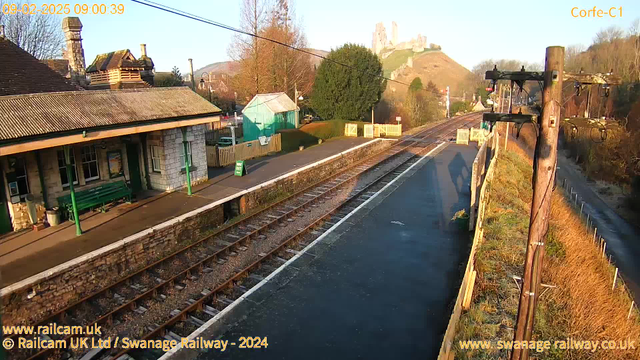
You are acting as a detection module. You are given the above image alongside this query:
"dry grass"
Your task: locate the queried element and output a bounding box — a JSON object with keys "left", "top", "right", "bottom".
{"left": 454, "top": 136, "right": 640, "bottom": 359}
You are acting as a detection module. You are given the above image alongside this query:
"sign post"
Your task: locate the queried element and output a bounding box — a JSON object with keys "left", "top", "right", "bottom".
{"left": 234, "top": 160, "right": 247, "bottom": 177}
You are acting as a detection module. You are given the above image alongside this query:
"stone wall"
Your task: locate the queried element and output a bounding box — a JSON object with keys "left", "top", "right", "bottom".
{"left": 1, "top": 138, "right": 392, "bottom": 326}
{"left": 2, "top": 203, "right": 224, "bottom": 326}
{"left": 162, "top": 125, "right": 208, "bottom": 191}
{"left": 242, "top": 139, "right": 392, "bottom": 210}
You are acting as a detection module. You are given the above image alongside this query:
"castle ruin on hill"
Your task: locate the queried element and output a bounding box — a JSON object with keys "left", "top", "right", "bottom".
{"left": 371, "top": 21, "right": 427, "bottom": 56}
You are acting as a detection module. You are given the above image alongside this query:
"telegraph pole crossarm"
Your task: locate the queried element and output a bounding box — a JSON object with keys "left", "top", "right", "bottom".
{"left": 563, "top": 72, "right": 622, "bottom": 85}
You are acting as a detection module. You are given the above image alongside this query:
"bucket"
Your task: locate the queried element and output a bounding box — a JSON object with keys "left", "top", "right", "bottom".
{"left": 46, "top": 209, "right": 61, "bottom": 227}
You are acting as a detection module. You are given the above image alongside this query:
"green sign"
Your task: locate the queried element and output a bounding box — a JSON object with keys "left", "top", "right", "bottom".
{"left": 234, "top": 160, "right": 247, "bottom": 177}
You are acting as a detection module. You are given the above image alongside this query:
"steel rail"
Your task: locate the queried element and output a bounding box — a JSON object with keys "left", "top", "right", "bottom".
{"left": 108, "top": 114, "right": 481, "bottom": 360}
{"left": 17, "top": 113, "right": 480, "bottom": 360}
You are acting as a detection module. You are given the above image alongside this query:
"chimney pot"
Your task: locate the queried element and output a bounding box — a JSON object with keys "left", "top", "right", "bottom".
{"left": 140, "top": 44, "right": 147, "bottom": 57}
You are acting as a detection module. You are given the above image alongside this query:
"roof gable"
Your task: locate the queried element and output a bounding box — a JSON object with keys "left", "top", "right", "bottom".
{"left": 243, "top": 92, "right": 298, "bottom": 114}
{"left": 86, "top": 49, "right": 145, "bottom": 73}
{"left": 0, "top": 37, "right": 78, "bottom": 96}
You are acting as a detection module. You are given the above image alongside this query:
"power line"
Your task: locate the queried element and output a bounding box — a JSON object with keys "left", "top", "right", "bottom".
{"left": 130, "top": 0, "right": 415, "bottom": 89}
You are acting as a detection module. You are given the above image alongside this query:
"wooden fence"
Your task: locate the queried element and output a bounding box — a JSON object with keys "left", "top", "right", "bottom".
{"left": 438, "top": 129, "right": 499, "bottom": 360}
{"left": 204, "top": 123, "right": 244, "bottom": 145}
{"left": 206, "top": 133, "right": 281, "bottom": 167}
{"left": 345, "top": 123, "right": 358, "bottom": 137}
{"left": 363, "top": 124, "right": 402, "bottom": 138}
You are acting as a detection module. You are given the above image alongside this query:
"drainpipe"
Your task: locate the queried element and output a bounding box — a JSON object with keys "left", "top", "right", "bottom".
{"left": 64, "top": 146, "right": 82, "bottom": 235}
{"left": 181, "top": 127, "right": 192, "bottom": 196}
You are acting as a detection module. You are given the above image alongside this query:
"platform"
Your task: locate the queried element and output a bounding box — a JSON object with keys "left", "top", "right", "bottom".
{"left": 172, "top": 144, "right": 477, "bottom": 360}
{"left": 0, "top": 137, "right": 371, "bottom": 287}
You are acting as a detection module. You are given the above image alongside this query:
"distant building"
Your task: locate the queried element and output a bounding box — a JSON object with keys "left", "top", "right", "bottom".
{"left": 86, "top": 46, "right": 155, "bottom": 89}
{"left": 242, "top": 93, "right": 299, "bottom": 142}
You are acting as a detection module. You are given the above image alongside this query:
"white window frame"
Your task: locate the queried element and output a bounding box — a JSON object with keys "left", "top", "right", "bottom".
{"left": 81, "top": 145, "right": 100, "bottom": 182}
{"left": 57, "top": 149, "right": 78, "bottom": 187}
{"left": 150, "top": 145, "right": 162, "bottom": 173}
{"left": 179, "top": 142, "right": 193, "bottom": 169}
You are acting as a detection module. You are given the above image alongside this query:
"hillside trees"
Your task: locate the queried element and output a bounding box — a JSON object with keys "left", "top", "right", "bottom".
{"left": 403, "top": 76, "right": 440, "bottom": 127}
{"left": 229, "top": 0, "right": 314, "bottom": 102}
{"left": 311, "top": 44, "right": 386, "bottom": 120}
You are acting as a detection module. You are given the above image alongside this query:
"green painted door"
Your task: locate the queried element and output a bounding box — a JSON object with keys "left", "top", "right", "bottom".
{"left": 126, "top": 143, "right": 143, "bottom": 193}
{"left": 0, "top": 174, "right": 13, "bottom": 233}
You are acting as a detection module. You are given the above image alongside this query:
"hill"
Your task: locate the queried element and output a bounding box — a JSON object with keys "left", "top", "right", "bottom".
{"left": 194, "top": 48, "right": 329, "bottom": 78}
{"left": 382, "top": 50, "right": 471, "bottom": 98}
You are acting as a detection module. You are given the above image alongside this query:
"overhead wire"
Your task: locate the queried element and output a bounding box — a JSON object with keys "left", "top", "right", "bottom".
{"left": 130, "top": 0, "right": 421, "bottom": 91}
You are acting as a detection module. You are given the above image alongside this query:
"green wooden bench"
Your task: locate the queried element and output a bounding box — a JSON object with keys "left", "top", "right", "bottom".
{"left": 57, "top": 180, "right": 132, "bottom": 220}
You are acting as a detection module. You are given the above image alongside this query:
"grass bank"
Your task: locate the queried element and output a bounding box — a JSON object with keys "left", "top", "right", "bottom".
{"left": 454, "top": 143, "right": 640, "bottom": 359}
{"left": 279, "top": 120, "right": 367, "bottom": 152}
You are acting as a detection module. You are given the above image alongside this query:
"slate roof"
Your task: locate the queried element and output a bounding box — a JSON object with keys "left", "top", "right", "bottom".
{"left": 243, "top": 92, "right": 299, "bottom": 114}
{"left": 41, "top": 59, "right": 71, "bottom": 78}
{"left": 0, "top": 37, "right": 78, "bottom": 96}
{"left": 0, "top": 87, "right": 221, "bottom": 142}
{"left": 86, "top": 49, "right": 147, "bottom": 73}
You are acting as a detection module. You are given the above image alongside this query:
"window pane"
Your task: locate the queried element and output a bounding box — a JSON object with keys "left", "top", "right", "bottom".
{"left": 58, "top": 149, "right": 78, "bottom": 186}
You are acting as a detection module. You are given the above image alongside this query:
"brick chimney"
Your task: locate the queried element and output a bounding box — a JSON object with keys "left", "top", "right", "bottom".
{"left": 139, "top": 44, "right": 155, "bottom": 86}
{"left": 62, "top": 17, "right": 87, "bottom": 87}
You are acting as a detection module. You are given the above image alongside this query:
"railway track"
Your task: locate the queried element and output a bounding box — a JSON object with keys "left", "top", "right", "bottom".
{"left": 8, "top": 112, "right": 481, "bottom": 360}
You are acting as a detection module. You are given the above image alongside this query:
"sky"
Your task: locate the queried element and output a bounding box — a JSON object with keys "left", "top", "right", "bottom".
{"left": 28, "top": 0, "right": 640, "bottom": 74}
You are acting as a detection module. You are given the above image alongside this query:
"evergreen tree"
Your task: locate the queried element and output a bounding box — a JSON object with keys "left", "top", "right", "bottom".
{"left": 311, "top": 44, "right": 386, "bottom": 120}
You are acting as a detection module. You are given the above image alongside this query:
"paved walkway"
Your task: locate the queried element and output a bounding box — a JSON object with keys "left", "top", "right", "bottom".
{"left": 175, "top": 144, "right": 477, "bottom": 360}
{"left": 0, "top": 137, "right": 370, "bottom": 287}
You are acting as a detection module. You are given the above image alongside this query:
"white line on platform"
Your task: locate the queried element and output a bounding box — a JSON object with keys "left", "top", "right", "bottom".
{"left": 157, "top": 141, "right": 448, "bottom": 360}
{"left": 1, "top": 139, "right": 392, "bottom": 297}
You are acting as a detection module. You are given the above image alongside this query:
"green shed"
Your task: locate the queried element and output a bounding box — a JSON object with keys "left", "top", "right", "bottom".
{"left": 242, "top": 92, "right": 299, "bottom": 141}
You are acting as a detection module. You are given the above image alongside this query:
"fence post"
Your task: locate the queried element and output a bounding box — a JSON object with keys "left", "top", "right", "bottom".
{"left": 612, "top": 268, "right": 619, "bottom": 290}
{"left": 469, "top": 159, "right": 479, "bottom": 231}
{"left": 629, "top": 301, "right": 635, "bottom": 320}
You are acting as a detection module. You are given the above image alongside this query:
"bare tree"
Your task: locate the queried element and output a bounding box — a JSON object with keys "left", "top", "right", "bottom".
{"left": 228, "top": 0, "right": 271, "bottom": 99}
{"left": 594, "top": 25, "right": 624, "bottom": 44}
{"left": 229, "top": 0, "right": 313, "bottom": 102}
{"left": 0, "top": 0, "right": 64, "bottom": 59}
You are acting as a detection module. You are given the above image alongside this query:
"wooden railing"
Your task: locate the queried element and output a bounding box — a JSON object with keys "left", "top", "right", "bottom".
{"left": 206, "top": 133, "right": 281, "bottom": 167}
{"left": 438, "top": 129, "right": 499, "bottom": 359}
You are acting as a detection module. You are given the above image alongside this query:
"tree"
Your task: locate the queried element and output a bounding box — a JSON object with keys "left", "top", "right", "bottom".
{"left": 404, "top": 78, "right": 441, "bottom": 128}
{"left": 155, "top": 66, "right": 184, "bottom": 87}
{"left": 229, "top": 0, "right": 269, "bottom": 98}
{"left": 229, "top": 0, "right": 313, "bottom": 102}
{"left": 311, "top": 43, "right": 386, "bottom": 120}
{"left": 409, "top": 77, "right": 423, "bottom": 93}
{"left": 0, "top": 0, "right": 64, "bottom": 59}
{"left": 425, "top": 80, "right": 439, "bottom": 96}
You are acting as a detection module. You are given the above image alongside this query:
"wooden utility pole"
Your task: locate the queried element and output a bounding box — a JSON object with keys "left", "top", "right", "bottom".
{"left": 511, "top": 46, "right": 564, "bottom": 360}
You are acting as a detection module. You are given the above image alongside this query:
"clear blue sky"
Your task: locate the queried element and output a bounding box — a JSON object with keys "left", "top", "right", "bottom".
{"left": 34, "top": 0, "right": 640, "bottom": 73}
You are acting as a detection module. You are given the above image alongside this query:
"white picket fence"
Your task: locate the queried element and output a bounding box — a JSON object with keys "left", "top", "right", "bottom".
{"left": 363, "top": 124, "right": 402, "bottom": 138}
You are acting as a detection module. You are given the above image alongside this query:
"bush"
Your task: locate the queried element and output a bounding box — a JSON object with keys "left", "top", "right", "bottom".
{"left": 450, "top": 101, "right": 471, "bottom": 115}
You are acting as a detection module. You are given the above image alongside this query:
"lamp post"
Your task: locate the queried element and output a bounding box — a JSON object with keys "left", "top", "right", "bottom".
{"left": 199, "top": 72, "right": 212, "bottom": 102}
{"left": 294, "top": 83, "right": 304, "bottom": 128}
